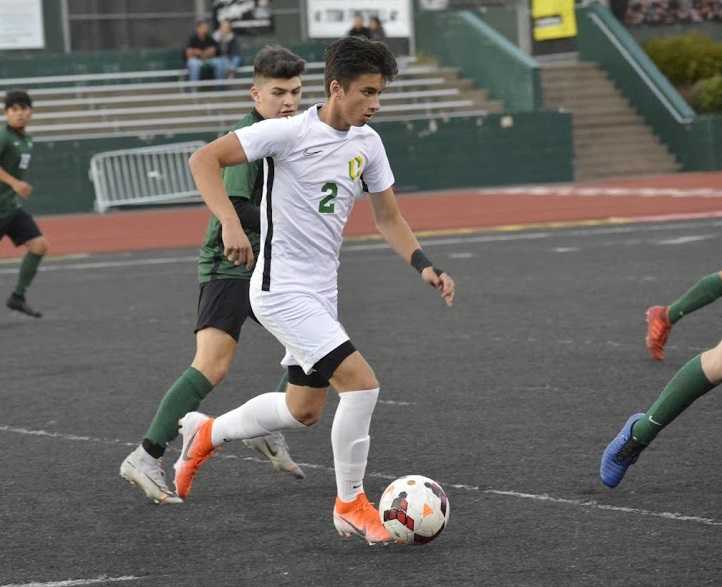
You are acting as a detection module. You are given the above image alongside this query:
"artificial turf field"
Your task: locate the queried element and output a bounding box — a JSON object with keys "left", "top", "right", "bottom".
{"left": 2, "top": 218, "right": 722, "bottom": 586}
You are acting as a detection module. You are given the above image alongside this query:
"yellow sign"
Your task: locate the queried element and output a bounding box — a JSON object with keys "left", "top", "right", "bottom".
{"left": 532, "top": 0, "right": 577, "bottom": 41}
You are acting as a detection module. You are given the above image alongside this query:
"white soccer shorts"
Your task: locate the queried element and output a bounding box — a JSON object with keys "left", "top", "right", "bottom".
{"left": 250, "top": 287, "right": 350, "bottom": 375}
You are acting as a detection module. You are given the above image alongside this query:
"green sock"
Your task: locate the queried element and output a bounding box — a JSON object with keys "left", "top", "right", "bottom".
{"left": 668, "top": 273, "right": 722, "bottom": 324}
{"left": 14, "top": 252, "right": 43, "bottom": 297}
{"left": 633, "top": 354, "right": 716, "bottom": 445}
{"left": 144, "top": 367, "right": 214, "bottom": 448}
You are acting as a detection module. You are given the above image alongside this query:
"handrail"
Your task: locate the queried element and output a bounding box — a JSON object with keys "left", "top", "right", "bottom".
{"left": 587, "top": 12, "right": 694, "bottom": 124}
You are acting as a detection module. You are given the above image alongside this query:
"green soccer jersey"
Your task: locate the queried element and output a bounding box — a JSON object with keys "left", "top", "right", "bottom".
{"left": 0, "top": 124, "right": 33, "bottom": 219}
{"left": 198, "top": 109, "right": 265, "bottom": 283}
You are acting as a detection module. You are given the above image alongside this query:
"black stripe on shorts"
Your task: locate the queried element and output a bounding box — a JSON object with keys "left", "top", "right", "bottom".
{"left": 262, "top": 157, "right": 274, "bottom": 292}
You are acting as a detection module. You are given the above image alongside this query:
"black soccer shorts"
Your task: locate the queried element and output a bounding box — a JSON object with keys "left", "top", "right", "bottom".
{"left": 195, "top": 278, "right": 259, "bottom": 342}
{"left": 0, "top": 208, "right": 42, "bottom": 246}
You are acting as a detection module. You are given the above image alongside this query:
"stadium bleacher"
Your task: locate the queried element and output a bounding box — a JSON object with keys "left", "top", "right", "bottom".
{"left": 0, "top": 59, "right": 502, "bottom": 141}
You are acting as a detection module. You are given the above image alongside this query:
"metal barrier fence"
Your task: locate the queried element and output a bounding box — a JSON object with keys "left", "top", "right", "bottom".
{"left": 89, "top": 141, "right": 205, "bottom": 213}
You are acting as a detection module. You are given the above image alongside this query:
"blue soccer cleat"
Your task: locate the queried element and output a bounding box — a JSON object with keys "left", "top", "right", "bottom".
{"left": 600, "top": 412, "right": 647, "bottom": 488}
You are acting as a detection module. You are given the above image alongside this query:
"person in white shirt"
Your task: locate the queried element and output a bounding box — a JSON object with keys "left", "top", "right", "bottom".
{"left": 175, "top": 36, "right": 456, "bottom": 545}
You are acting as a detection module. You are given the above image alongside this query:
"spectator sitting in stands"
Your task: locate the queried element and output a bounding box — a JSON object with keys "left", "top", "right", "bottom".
{"left": 710, "top": 0, "right": 722, "bottom": 20}
{"left": 368, "top": 16, "right": 387, "bottom": 42}
{"left": 644, "top": 0, "right": 668, "bottom": 24}
{"left": 626, "top": 1, "right": 646, "bottom": 24}
{"left": 625, "top": 0, "right": 710, "bottom": 23}
{"left": 213, "top": 19, "right": 242, "bottom": 78}
{"left": 347, "top": 14, "right": 371, "bottom": 39}
{"left": 186, "top": 19, "right": 225, "bottom": 82}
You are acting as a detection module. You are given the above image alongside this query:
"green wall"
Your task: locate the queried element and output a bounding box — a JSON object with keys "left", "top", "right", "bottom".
{"left": 24, "top": 112, "right": 573, "bottom": 215}
{"left": 415, "top": 10, "right": 542, "bottom": 112}
{"left": 0, "top": 49, "right": 183, "bottom": 80}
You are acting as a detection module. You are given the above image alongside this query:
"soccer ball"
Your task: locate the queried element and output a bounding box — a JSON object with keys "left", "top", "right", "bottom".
{"left": 378, "top": 475, "right": 450, "bottom": 544}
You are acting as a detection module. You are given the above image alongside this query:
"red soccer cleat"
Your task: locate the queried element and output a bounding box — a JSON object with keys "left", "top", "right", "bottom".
{"left": 645, "top": 305, "right": 672, "bottom": 361}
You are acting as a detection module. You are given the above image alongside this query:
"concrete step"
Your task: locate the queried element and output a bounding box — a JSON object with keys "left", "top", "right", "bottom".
{"left": 574, "top": 132, "right": 665, "bottom": 148}
{"left": 576, "top": 165, "right": 680, "bottom": 181}
{"left": 575, "top": 151, "right": 677, "bottom": 167}
{"left": 556, "top": 101, "right": 637, "bottom": 115}
{"left": 572, "top": 113, "right": 642, "bottom": 127}
{"left": 543, "top": 84, "right": 625, "bottom": 106}
{"left": 575, "top": 140, "right": 667, "bottom": 155}
{"left": 541, "top": 69, "right": 610, "bottom": 83}
{"left": 575, "top": 159, "right": 680, "bottom": 179}
{"left": 543, "top": 59, "right": 683, "bottom": 181}
{"left": 540, "top": 60, "right": 598, "bottom": 69}
{"left": 544, "top": 95, "right": 631, "bottom": 110}
{"left": 543, "top": 82, "right": 613, "bottom": 95}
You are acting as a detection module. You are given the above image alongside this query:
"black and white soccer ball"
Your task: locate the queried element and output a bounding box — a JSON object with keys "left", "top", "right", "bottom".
{"left": 378, "top": 475, "right": 450, "bottom": 544}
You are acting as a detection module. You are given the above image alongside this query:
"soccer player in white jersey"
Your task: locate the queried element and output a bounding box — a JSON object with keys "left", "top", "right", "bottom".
{"left": 175, "top": 37, "right": 456, "bottom": 544}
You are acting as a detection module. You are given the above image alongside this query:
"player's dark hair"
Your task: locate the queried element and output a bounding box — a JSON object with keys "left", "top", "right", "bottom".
{"left": 324, "top": 37, "right": 398, "bottom": 96}
{"left": 254, "top": 45, "right": 306, "bottom": 80}
{"left": 4, "top": 89, "right": 32, "bottom": 110}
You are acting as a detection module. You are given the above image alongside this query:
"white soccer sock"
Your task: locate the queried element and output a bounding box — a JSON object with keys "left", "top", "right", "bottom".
{"left": 331, "top": 388, "right": 380, "bottom": 502}
{"left": 211, "top": 392, "right": 305, "bottom": 446}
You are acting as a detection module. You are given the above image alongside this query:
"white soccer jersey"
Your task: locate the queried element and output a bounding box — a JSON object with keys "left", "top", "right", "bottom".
{"left": 235, "top": 105, "right": 395, "bottom": 295}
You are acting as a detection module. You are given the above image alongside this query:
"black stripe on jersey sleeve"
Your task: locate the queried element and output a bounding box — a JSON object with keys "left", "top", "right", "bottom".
{"left": 261, "top": 157, "right": 275, "bottom": 292}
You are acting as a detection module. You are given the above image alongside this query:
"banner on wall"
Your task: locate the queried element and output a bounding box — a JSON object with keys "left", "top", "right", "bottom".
{"left": 532, "top": 0, "right": 577, "bottom": 41}
{"left": 213, "top": 0, "right": 274, "bottom": 34}
{"left": 307, "top": 0, "right": 412, "bottom": 38}
{"left": 0, "top": 0, "right": 45, "bottom": 50}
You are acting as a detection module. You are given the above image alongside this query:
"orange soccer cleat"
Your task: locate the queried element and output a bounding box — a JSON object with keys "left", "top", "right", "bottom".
{"left": 174, "top": 412, "right": 216, "bottom": 499}
{"left": 333, "top": 493, "right": 393, "bottom": 545}
{"left": 645, "top": 305, "right": 672, "bottom": 361}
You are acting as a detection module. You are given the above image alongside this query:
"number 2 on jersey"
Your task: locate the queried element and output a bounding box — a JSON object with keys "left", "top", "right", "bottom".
{"left": 319, "top": 181, "right": 337, "bottom": 214}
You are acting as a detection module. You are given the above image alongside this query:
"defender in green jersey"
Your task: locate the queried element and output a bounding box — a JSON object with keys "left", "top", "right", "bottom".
{"left": 120, "top": 46, "right": 307, "bottom": 504}
{"left": 0, "top": 90, "right": 47, "bottom": 318}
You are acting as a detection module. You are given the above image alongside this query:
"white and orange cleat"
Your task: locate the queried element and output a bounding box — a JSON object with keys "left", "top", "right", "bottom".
{"left": 333, "top": 493, "right": 393, "bottom": 545}
{"left": 243, "top": 432, "right": 306, "bottom": 480}
{"left": 174, "top": 412, "right": 215, "bottom": 499}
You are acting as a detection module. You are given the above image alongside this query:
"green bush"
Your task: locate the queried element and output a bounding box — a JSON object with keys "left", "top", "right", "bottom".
{"left": 689, "top": 75, "right": 722, "bottom": 113}
{"left": 644, "top": 34, "right": 722, "bottom": 86}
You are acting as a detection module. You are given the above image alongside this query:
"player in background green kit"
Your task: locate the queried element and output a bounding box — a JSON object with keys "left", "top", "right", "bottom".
{"left": 645, "top": 272, "right": 722, "bottom": 360}
{"left": 601, "top": 340, "right": 722, "bottom": 487}
{"left": 0, "top": 90, "right": 48, "bottom": 318}
{"left": 120, "top": 46, "right": 306, "bottom": 504}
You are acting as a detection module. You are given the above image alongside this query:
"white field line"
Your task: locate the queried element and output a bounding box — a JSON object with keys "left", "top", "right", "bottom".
{"left": 481, "top": 186, "right": 722, "bottom": 198}
{"left": 1, "top": 218, "right": 721, "bottom": 275}
{"left": 1, "top": 424, "right": 721, "bottom": 528}
{"left": 656, "top": 235, "right": 715, "bottom": 245}
{"left": 377, "top": 399, "right": 415, "bottom": 406}
{"left": 1, "top": 575, "right": 142, "bottom": 587}
{"left": 0, "top": 255, "right": 198, "bottom": 275}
